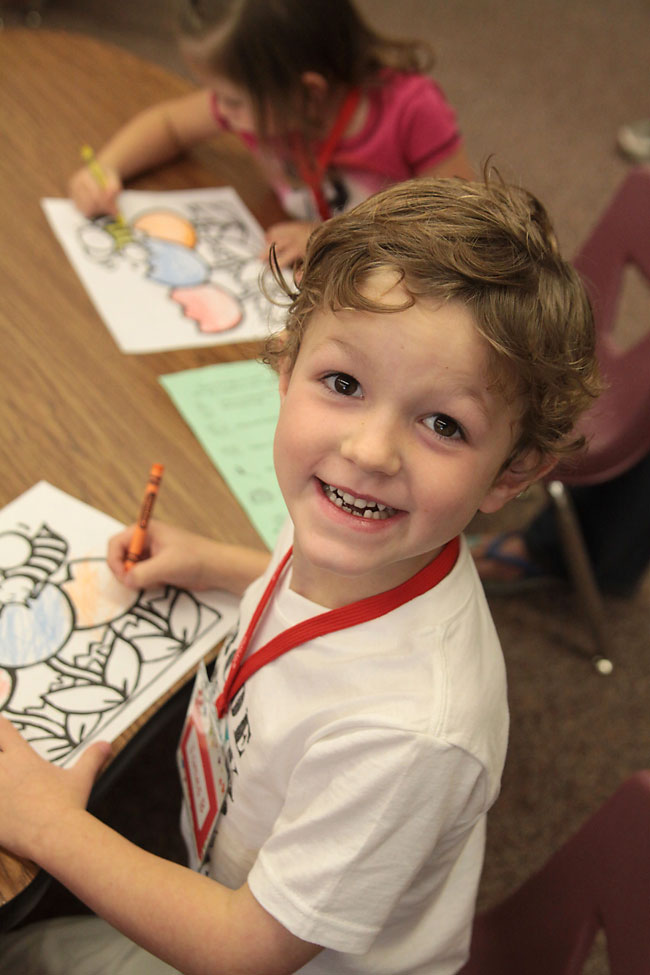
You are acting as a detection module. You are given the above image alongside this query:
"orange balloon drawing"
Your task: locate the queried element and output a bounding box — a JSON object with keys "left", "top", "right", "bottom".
{"left": 133, "top": 210, "right": 197, "bottom": 249}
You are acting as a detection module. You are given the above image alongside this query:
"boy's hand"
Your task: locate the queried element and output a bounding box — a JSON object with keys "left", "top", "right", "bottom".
{"left": 264, "top": 220, "right": 318, "bottom": 267}
{"left": 68, "top": 164, "right": 122, "bottom": 219}
{"left": 107, "top": 520, "right": 271, "bottom": 597}
{"left": 0, "top": 716, "right": 110, "bottom": 861}
{"left": 107, "top": 520, "right": 219, "bottom": 592}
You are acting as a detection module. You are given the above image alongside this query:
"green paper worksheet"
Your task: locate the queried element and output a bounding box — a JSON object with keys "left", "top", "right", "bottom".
{"left": 160, "top": 359, "right": 286, "bottom": 549}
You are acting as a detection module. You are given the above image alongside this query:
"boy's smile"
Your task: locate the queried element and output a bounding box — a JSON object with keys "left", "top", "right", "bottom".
{"left": 273, "top": 272, "right": 534, "bottom": 607}
{"left": 319, "top": 480, "right": 399, "bottom": 520}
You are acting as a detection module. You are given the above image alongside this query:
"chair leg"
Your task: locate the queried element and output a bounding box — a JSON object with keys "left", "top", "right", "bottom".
{"left": 545, "top": 481, "right": 613, "bottom": 674}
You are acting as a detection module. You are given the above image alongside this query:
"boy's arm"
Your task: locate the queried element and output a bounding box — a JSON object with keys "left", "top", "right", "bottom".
{"left": 69, "top": 89, "right": 219, "bottom": 216}
{"left": 0, "top": 718, "right": 321, "bottom": 975}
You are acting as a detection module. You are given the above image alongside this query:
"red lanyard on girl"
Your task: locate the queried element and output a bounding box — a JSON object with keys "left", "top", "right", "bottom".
{"left": 215, "top": 535, "right": 460, "bottom": 718}
{"left": 292, "top": 87, "right": 362, "bottom": 221}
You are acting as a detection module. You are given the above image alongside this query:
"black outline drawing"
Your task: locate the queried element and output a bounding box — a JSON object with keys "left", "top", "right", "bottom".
{"left": 0, "top": 521, "right": 227, "bottom": 767}
{"left": 76, "top": 196, "right": 280, "bottom": 337}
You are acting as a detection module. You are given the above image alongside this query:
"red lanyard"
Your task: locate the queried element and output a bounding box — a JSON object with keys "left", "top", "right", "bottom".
{"left": 292, "top": 87, "right": 362, "bottom": 221}
{"left": 215, "top": 536, "right": 460, "bottom": 718}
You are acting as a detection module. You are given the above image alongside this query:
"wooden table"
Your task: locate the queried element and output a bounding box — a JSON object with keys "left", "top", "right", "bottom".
{"left": 0, "top": 28, "right": 284, "bottom": 926}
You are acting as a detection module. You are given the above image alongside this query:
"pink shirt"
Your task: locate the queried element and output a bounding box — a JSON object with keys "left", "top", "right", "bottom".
{"left": 211, "top": 72, "right": 462, "bottom": 219}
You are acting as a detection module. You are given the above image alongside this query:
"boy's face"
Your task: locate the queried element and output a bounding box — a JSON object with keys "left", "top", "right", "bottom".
{"left": 274, "top": 272, "right": 539, "bottom": 605}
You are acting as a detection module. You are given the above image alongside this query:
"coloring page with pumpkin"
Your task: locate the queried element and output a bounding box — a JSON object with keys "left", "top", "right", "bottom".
{"left": 0, "top": 482, "right": 238, "bottom": 766}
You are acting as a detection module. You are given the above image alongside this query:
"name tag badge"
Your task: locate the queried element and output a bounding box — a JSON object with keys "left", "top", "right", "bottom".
{"left": 177, "top": 662, "right": 229, "bottom": 870}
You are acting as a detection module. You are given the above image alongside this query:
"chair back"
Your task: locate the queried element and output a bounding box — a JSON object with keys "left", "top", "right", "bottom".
{"left": 460, "top": 771, "right": 650, "bottom": 975}
{"left": 553, "top": 166, "right": 650, "bottom": 486}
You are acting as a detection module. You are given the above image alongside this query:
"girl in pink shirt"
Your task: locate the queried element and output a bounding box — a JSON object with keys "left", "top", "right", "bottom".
{"left": 69, "top": 0, "right": 474, "bottom": 266}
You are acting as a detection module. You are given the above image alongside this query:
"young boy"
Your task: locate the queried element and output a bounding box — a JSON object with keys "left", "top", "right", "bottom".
{"left": 0, "top": 176, "right": 599, "bottom": 974}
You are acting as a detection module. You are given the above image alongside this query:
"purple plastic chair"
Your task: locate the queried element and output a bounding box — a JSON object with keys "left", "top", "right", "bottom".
{"left": 459, "top": 770, "right": 650, "bottom": 975}
{"left": 544, "top": 166, "right": 650, "bottom": 673}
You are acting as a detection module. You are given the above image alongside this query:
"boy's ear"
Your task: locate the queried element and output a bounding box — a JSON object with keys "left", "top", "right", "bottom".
{"left": 479, "top": 450, "right": 557, "bottom": 515}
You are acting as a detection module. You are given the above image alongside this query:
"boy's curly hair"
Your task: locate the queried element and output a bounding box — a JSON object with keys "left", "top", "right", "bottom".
{"left": 265, "top": 174, "right": 601, "bottom": 463}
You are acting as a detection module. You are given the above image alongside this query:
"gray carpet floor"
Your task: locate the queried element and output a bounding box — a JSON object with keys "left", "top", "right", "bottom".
{"left": 3, "top": 2, "right": 649, "bottom": 971}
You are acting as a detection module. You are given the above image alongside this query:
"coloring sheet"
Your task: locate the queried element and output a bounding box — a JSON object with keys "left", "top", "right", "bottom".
{"left": 42, "top": 187, "right": 286, "bottom": 353}
{"left": 160, "top": 359, "right": 286, "bottom": 550}
{"left": 0, "top": 482, "right": 239, "bottom": 766}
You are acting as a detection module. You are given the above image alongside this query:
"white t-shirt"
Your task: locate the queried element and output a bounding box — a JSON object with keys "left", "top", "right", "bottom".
{"left": 183, "top": 522, "right": 508, "bottom": 974}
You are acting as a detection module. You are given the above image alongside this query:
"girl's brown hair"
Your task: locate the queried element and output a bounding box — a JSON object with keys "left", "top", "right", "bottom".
{"left": 178, "top": 0, "right": 434, "bottom": 139}
{"left": 265, "top": 174, "right": 602, "bottom": 462}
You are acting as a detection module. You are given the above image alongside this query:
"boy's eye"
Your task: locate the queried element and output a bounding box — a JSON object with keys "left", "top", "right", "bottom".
{"left": 323, "top": 373, "right": 362, "bottom": 397}
{"left": 424, "top": 413, "right": 463, "bottom": 439}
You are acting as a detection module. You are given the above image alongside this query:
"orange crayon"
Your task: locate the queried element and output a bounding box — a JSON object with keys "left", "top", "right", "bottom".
{"left": 124, "top": 463, "right": 164, "bottom": 570}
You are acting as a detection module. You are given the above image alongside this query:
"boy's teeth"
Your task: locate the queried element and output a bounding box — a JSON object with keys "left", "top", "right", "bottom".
{"left": 322, "top": 483, "right": 396, "bottom": 520}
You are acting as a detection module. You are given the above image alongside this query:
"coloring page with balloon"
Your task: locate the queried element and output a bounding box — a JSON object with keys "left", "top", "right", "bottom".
{"left": 42, "top": 187, "right": 285, "bottom": 353}
{"left": 0, "top": 482, "right": 239, "bottom": 766}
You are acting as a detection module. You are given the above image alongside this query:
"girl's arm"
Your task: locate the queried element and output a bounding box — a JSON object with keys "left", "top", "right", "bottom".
{"left": 0, "top": 718, "right": 321, "bottom": 975}
{"left": 97, "top": 88, "right": 219, "bottom": 180}
{"left": 69, "top": 88, "right": 219, "bottom": 217}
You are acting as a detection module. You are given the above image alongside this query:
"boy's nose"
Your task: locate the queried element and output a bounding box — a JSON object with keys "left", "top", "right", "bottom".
{"left": 340, "top": 417, "right": 402, "bottom": 476}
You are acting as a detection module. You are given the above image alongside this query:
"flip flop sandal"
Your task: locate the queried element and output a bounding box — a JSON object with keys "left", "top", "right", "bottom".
{"left": 467, "top": 531, "right": 559, "bottom": 595}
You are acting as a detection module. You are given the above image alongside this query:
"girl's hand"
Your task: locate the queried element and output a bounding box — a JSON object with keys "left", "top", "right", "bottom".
{"left": 264, "top": 220, "right": 318, "bottom": 267}
{"left": 0, "top": 716, "right": 110, "bottom": 861}
{"left": 68, "top": 163, "right": 122, "bottom": 219}
{"left": 107, "top": 520, "right": 217, "bottom": 592}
